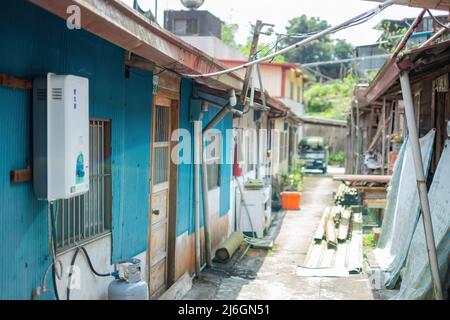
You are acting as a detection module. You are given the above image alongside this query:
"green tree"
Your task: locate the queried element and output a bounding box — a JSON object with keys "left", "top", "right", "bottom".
{"left": 377, "top": 21, "right": 408, "bottom": 53}
{"left": 304, "top": 75, "right": 357, "bottom": 119}
{"left": 222, "top": 23, "right": 239, "bottom": 49}
{"left": 282, "top": 15, "right": 354, "bottom": 79}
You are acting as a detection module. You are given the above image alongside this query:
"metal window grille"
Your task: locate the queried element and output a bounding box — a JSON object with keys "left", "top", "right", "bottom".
{"left": 56, "top": 120, "right": 112, "bottom": 251}
{"left": 280, "top": 132, "right": 288, "bottom": 163}
{"left": 205, "top": 133, "right": 221, "bottom": 190}
{"left": 153, "top": 106, "right": 170, "bottom": 186}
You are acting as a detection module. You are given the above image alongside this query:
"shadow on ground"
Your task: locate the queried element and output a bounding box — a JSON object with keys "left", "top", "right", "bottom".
{"left": 184, "top": 169, "right": 376, "bottom": 300}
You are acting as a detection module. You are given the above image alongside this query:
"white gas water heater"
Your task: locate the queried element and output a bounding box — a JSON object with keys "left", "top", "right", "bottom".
{"left": 33, "top": 73, "right": 90, "bottom": 201}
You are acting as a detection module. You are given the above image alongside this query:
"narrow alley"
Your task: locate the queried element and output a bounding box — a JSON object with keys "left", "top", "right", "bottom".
{"left": 184, "top": 169, "right": 374, "bottom": 300}
{"left": 2, "top": 0, "right": 449, "bottom": 306}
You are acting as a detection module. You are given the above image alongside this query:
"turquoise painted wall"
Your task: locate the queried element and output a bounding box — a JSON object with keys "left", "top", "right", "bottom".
{"left": 176, "top": 79, "right": 233, "bottom": 236}
{"left": 0, "top": 0, "right": 152, "bottom": 299}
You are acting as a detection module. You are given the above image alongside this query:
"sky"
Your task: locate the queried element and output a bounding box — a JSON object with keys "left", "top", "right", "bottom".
{"left": 123, "top": 0, "right": 446, "bottom": 47}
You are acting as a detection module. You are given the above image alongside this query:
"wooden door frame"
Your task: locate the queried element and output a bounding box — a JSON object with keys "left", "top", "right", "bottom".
{"left": 147, "top": 91, "right": 179, "bottom": 298}
{"left": 167, "top": 98, "right": 179, "bottom": 286}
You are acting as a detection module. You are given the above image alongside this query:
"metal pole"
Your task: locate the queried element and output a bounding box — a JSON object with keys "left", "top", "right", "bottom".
{"left": 200, "top": 92, "right": 238, "bottom": 267}
{"left": 399, "top": 71, "right": 443, "bottom": 300}
{"left": 420, "top": 22, "right": 450, "bottom": 48}
{"left": 392, "top": 9, "right": 426, "bottom": 58}
{"left": 356, "top": 99, "right": 361, "bottom": 174}
{"left": 382, "top": 98, "right": 386, "bottom": 175}
{"left": 194, "top": 120, "right": 202, "bottom": 279}
{"left": 256, "top": 64, "right": 268, "bottom": 111}
{"left": 201, "top": 130, "right": 212, "bottom": 267}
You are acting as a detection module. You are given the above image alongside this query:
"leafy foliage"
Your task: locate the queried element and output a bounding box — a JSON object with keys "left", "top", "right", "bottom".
{"left": 377, "top": 21, "right": 408, "bottom": 53}
{"left": 221, "top": 23, "right": 239, "bottom": 49}
{"left": 280, "top": 160, "right": 305, "bottom": 192}
{"left": 281, "top": 15, "right": 354, "bottom": 79}
{"left": 304, "top": 75, "right": 357, "bottom": 119}
{"left": 363, "top": 233, "right": 377, "bottom": 247}
{"left": 329, "top": 151, "right": 346, "bottom": 166}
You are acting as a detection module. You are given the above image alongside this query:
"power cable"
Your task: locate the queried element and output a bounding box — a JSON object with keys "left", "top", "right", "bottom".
{"left": 426, "top": 10, "right": 449, "bottom": 30}
{"left": 182, "top": 0, "right": 396, "bottom": 78}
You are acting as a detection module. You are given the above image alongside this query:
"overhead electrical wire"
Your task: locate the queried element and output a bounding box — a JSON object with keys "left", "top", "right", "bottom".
{"left": 426, "top": 9, "right": 449, "bottom": 30}
{"left": 182, "top": 0, "right": 397, "bottom": 79}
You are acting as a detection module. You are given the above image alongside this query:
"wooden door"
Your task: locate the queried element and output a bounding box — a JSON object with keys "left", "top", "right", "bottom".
{"left": 149, "top": 96, "right": 172, "bottom": 298}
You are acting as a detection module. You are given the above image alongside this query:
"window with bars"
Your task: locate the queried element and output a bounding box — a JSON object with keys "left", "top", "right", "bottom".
{"left": 205, "top": 132, "right": 221, "bottom": 190}
{"left": 56, "top": 120, "right": 112, "bottom": 251}
{"left": 280, "top": 132, "right": 288, "bottom": 163}
{"left": 153, "top": 105, "right": 170, "bottom": 186}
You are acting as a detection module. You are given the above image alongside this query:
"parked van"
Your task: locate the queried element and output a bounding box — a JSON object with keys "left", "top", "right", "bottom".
{"left": 298, "top": 136, "right": 329, "bottom": 173}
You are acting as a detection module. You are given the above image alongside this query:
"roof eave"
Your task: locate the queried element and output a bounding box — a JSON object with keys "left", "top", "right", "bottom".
{"left": 29, "top": 0, "right": 243, "bottom": 92}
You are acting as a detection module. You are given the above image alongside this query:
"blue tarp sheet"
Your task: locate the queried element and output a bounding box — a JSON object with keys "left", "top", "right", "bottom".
{"left": 394, "top": 140, "right": 450, "bottom": 300}
{"left": 374, "top": 129, "right": 436, "bottom": 288}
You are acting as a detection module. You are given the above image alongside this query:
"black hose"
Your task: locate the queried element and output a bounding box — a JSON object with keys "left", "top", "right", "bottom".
{"left": 80, "top": 247, "right": 112, "bottom": 277}
{"left": 52, "top": 263, "right": 60, "bottom": 301}
{"left": 49, "top": 202, "right": 60, "bottom": 301}
{"left": 67, "top": 246, "right": 112, "bottom": 300}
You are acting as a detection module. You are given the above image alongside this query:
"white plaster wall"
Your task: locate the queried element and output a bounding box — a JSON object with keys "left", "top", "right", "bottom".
{"left": 55, "top": 234, "right": 147, "bottom": 300}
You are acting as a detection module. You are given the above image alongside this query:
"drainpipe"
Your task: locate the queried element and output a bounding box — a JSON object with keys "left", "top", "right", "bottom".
{"left": 399, "top": 71, "right": 443, "bottom": 300}
{"left": 199, "top": 101, "right": 213, "bottom": 268}
{"left": 200, "top": 90, "right": 240, "bottom": 268}
{"left": 194, "top": 118, "right": 202, "bottom": 279}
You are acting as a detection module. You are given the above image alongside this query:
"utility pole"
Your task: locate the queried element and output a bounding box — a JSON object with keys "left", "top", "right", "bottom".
{"left": 239, "top": 20, "right": 274, "bottom": 106}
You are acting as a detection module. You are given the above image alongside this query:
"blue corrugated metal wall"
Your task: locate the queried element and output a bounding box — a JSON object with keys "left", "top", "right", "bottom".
{"left": 176, "top": 79, "right": 233, "bottom": 236}
{"left": 0, "top": 0, "right": 152, "bottom": 299}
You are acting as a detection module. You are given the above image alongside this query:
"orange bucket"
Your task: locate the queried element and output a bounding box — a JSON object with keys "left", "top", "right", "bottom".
{"left": 280, "top": 192, "right": 302, "bottom": 210}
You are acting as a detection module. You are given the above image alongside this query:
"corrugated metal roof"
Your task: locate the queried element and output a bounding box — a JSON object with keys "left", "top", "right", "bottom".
{"left": 29, "top": 0, "right": 244, "bottom": 93}
{"left": 366, "top": 0, "right": 450, "bottom": 10}
{"left": 366, "top": 39, "right": 450, "bottom": 103}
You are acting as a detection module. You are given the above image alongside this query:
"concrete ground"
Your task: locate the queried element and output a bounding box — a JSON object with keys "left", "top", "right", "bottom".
{"left": 184, "top": 167, "right": 376, "bottom": 300}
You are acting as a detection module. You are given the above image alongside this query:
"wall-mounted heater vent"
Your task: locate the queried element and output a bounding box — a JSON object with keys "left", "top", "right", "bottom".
{"left": 52, "top": 87, "right": 63, "bottom": 101}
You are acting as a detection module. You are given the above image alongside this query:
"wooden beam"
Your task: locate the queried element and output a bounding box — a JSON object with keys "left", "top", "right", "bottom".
{"left": 363, "top": 199, "right": 387, "bottom": 209}
{"left": 0, "top": 74, "right": 32, "bottom": 90}
{"left": 326, "top": 208, "right": 338, "bottom": 248}
{"left": 337, "top": 209, "right": 352, "bottom": 242}
{"left": 10, "top": 168, "right": 32, "bottom": 183}
{"left": 314, "top": 207, "right": 330, "bottom": 242}
{"left": 333, "top": 175, "right": 392, "bottom": 183}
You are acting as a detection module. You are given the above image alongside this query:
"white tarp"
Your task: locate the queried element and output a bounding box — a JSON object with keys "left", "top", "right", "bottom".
{"left": 374, "top": 129, "right": 436, "bottom": 288}
{"left": 394, "top": 140, "right": 450, "bottom": 300}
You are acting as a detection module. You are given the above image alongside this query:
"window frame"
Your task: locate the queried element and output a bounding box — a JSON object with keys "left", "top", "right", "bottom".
{"left": 56, "top": 119, "right": 112, "bottom": 254}
{"left": 205, "top": 131, "right": 222, "bottom": 190}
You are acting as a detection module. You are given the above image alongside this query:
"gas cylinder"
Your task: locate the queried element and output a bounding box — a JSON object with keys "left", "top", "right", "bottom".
{"left": 108, "top": 259, "right": 149, "bottom": 300}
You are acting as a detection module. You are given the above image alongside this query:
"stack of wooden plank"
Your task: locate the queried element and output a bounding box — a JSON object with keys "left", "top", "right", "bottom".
{"left": 305, "top": 206, "right": 363, "bottom": 272}
{"left": 314, "top": 206, "right": 352, "bottom": 247}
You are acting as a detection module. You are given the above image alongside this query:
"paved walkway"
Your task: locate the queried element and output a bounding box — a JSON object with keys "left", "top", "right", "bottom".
{"left": 184, "top": 169, "right": 375, "bottom": 300}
